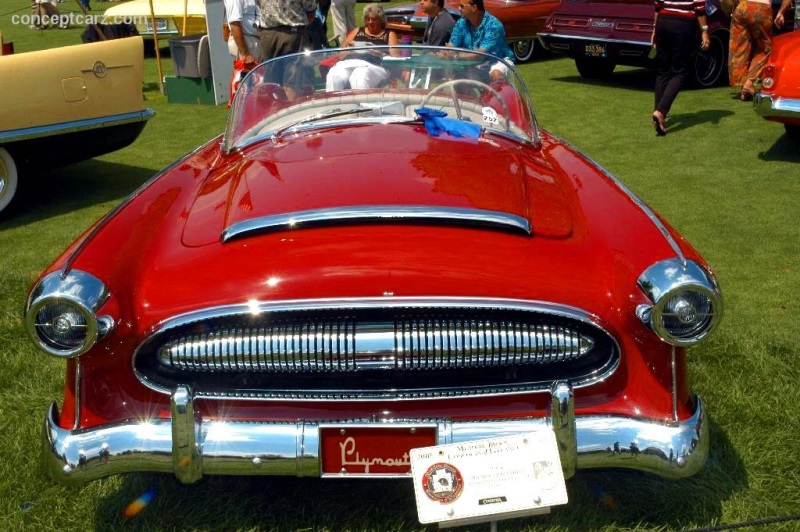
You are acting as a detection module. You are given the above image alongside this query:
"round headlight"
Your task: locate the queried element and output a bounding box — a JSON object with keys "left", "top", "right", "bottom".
{"left": 30, "top": 299, "right": 96, "bottom": 354}
{"left": 638, "top": 259, "right": 722, "bottom": 346}
{"left": 25, "top": 270, "right": 110, "bottom": 358}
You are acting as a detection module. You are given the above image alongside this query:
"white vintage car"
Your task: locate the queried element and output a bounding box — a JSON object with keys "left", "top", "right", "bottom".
{"left": 103, "top": 0, "right": 207, "bottom": 37}
{"left": 0, "top": 36, "right": 154, "bottom": 216}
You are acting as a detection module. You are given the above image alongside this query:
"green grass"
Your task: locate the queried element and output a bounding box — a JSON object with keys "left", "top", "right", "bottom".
{"left": 2, "top": 1, "right": 800, "bottom": 530}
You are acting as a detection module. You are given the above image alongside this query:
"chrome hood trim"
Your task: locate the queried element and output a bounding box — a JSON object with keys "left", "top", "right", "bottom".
{"left": 221, "top": 205, "right": 531, "bottom": 242}
{"left": 554, "top": 138, "right": 686, "bottom": 265}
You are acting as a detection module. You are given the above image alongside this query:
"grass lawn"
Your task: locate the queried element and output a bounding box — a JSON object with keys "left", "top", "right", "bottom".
{"left": 1, "top": 1, "right": 799, "bottom": 530}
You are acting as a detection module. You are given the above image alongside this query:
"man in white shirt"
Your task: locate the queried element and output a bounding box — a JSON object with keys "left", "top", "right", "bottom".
{"left": 224, "top": 0, "right": 263, "bottom": 64}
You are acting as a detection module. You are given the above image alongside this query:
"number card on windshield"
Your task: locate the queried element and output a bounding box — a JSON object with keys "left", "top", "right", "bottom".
{"left": 410, "top": 431, "right": 568, "bottom": 526}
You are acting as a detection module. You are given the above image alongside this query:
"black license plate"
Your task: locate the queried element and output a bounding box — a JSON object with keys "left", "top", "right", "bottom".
{"left": 584, "top": 43, "right": 607, "bottom": 57}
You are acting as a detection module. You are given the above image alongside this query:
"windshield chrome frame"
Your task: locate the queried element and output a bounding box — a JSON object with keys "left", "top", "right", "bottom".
{"left": 222, "top": 45, "right": 540, "bottom": 154}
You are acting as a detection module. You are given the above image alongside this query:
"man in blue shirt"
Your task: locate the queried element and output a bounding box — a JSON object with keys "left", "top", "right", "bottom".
{"left": 444, "top": 0, "right": 513, "bottom": 78}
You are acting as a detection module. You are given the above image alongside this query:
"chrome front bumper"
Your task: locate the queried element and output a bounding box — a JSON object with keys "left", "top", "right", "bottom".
{"left": 43, "top": 383, "right": 708, "bottom": 485}
{"left": 754, "top": 92, "right": 800, "bottom": 120}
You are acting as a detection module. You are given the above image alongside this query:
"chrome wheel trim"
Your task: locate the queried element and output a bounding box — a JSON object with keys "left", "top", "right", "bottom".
{"left": 693, "top": 33, "right": 726, "bottom": 87}
{"left": 512, "top": 39, "right": 535, "bottom": 62}
{"left": 0, "top": 147, "right": 19, "bottom": 214}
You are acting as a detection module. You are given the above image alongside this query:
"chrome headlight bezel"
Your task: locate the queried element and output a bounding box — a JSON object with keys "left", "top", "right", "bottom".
{"left": 637, "top": 259, "right": 723, "bottom": 347}
{"left": 25, "top": 270, "right": 111, "bottom": 358}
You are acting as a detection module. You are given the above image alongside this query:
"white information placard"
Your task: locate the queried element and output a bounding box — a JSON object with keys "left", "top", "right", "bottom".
{"left": 410, "top": 431, "right": 568, "bottom": 526}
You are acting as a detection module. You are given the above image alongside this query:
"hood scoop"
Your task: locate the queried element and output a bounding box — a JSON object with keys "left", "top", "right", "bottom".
{"left": 222, "top": 205, "right": 531, "bottom": 242}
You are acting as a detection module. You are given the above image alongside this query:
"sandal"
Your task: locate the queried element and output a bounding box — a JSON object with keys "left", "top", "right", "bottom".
{"left": 652, "top": 111, "right": 666, "bottom": 136}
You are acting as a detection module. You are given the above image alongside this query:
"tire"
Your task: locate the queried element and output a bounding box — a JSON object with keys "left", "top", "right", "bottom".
{"left": 0, "top": 148, "right": 19, "bottom": 216}
{"left": 575, "top": 57, "right": 616, "bottom": 79}
{"left": 512, "top": 39, "right": 536, "bottom": 63}
{"left": 785, "top": 124, "right": 800, "bottom": 142}
{"left": 692, "top": 32, "right": 727, "bottom": 87}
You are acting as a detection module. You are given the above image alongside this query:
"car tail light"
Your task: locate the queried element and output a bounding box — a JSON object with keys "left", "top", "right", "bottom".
{"left": 637, "top": 259, "right": 723, "bottom": 346}
{"left": 25, "top": 270, "right": 113, "bottom": 357}
{"left": 761, "top": 65, "right": 776, "bottom": 89}
{"left": 553, "top": 17, "right": 589, "bottom": 28}
{"left": 615, "top": 22, "right": 654, "bottom": 33}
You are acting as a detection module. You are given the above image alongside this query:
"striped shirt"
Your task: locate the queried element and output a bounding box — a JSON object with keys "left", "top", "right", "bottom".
{"left": 655, "top": 0, "right": 706, "bottom": 17}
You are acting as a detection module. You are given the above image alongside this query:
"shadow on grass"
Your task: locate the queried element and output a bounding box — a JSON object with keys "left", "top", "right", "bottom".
{"left": 758, "top": 131, "right": 800, "bottom": 163}
{"left": 89, "top": 417, "right": 745, "bottom": 531}
{"left": 661, "top": 109, "right": 735, "bottom": 135}
{"left": 2, "top": 159, "right": 155, "bottom": 228}
{"left": 524, "top": 48, "right": 566, "bottom": 64}
{"left": 550, "top": 67, "right": 656, "bottom": 93}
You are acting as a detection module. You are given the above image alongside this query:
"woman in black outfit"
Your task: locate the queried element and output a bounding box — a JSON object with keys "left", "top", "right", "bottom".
{"left": 652, "top": 0, "right": 710, "bottom": 135}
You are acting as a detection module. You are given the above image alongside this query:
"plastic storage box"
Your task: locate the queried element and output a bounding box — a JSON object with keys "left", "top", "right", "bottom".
{"left": 168, "top": 34, "right": 211, "bottom": 79}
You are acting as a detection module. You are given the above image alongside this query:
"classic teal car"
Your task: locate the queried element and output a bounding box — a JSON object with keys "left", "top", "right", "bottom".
{"left": 0, "top": 37, "right": 153, "bottom": 216}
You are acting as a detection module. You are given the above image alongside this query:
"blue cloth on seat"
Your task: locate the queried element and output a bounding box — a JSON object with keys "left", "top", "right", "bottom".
{"left": 414, "top": 107, "right": 481, "bottom": 138}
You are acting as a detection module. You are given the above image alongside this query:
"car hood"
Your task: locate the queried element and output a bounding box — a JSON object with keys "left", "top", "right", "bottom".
{"left": 104, "top": 0, "right": 205, "bottom": 17}
{"left": 63, "top": 126, "right": 686, "bottom": 330}
{"left": 182, "top": 126, "right": 573, "bottom": 247}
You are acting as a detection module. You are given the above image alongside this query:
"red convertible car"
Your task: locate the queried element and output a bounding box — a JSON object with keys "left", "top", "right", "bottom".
{"left": 385, "top": 0, "right": 561, "bottom": 62}
{"left": 538, "top": 0, "right": 794, "bottom": 87}
{"left": 754, "top": 29, "right": 800, "bottom": 142}
{"left": 27, "top": 46, "right": 722, "bottom": 491}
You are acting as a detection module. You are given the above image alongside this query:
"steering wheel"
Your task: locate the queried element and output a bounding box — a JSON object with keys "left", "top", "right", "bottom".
{"left": 420, "top": 79, "right": 511, "bottom": 132}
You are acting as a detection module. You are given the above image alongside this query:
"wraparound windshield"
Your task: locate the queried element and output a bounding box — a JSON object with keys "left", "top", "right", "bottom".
{"left": 224, "top": 45, "right": 539, "bottom": 152}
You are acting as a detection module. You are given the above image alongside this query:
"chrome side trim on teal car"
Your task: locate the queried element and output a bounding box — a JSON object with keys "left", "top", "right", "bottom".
{"left": 0, "top": 109, "right": 155, "bottom": 144}
{"left": 221, "top": 206, "right": 532, "bottom": 242}
{"left": 42, "top": 382, "right": 708, "bottom": 485}
{"left": 753, "top": 93, "right": 800, "bottom": 121}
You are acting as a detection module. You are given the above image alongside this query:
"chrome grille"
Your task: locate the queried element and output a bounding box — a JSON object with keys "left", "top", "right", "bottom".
{"left": 134, "top": 300, "right": 619, "bottom": 400}
{"left": 157, "top": 319, "right": 594, "bottom": 372}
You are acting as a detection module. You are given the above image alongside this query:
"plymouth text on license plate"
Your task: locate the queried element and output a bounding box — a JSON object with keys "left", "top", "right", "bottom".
{"left": 585, "top": 44, "right": 607, "bottom": 57}
{"left": 320, "top": 426, "right": 436, "bottom": 476}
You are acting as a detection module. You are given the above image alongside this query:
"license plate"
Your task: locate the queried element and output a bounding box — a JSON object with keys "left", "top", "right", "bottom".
{"left": 145, "top": 18, "right": 168, "bottom": 32}
{"left": 584, "top": 43, "right": 607, "bottom": 57}
{"left": 321, "top": 426, "right": 436, "bottom": 476}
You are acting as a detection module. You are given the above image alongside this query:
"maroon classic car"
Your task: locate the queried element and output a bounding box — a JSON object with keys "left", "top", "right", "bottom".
{"left": 27, "top": 47, "right": 722, "bottom": 493}
{"left": 386, "top": 0, "right": 562, "bottom": 62}
{"left": 755, "top": 30, "right": 800, "bottom": 142}
{"left": 539, "top": 0, "right": 795, "bottom": 86}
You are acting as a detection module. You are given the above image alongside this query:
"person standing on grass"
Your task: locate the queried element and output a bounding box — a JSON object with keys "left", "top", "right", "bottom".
{"left": 651, "top": 0, "right": 709, "bottom": 136}
{"left": 728, "top": 0, "right": 792, "bottom": 101}
{"left": 257, "top": 0, "right": 318, "bottom": 99}
{"left": 330, "top": 0, "right": 356, "bottom": 46}
{"left": 223, "top": 0, "right": 263, "bottom": 64}
{"left": 30, "top": 0, "right": 64, "bottom": 29}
